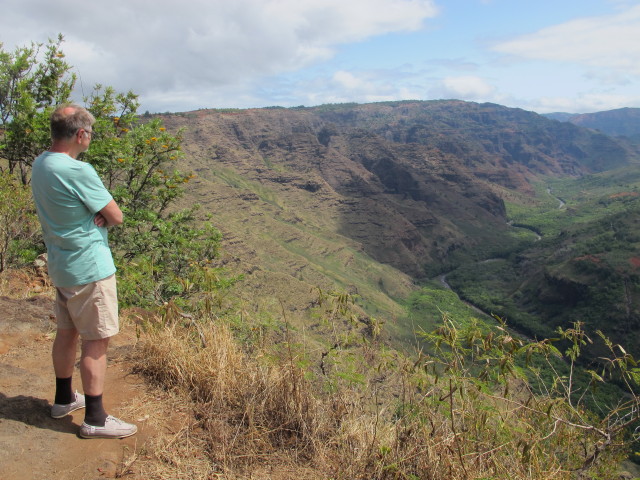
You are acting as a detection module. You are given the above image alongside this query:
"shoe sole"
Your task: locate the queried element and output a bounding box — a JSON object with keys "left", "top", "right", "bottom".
{"left": 78, "top": 430, "right": 137, "bottom": 439}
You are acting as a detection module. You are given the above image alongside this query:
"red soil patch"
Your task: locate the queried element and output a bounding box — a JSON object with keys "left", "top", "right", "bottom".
{"left": 574, "top": 254, "right": 602, "bottom": 264}
{"left": 609, "top": 192, "right": 640, "bottom": 199}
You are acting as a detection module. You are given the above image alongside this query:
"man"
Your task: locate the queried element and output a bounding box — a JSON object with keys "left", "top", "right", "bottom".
{"left": 31, "top": 104, "right": 136, "bottom": 439}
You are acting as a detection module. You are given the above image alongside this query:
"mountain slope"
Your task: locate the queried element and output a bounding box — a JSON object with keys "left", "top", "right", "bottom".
{"left": 314, "top": 101, "right": 635, "bottom": 177}
{"left": 156, "top": 100, "right": 640, "bottom": 338}
{"left": 162, "top": 104, "right": 512, "bottom": 278}
{"left": 544, "top": 107, "right": 640, "bottom": 141}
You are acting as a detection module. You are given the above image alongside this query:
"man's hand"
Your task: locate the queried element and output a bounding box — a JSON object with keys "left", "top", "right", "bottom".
{"left": 94, "top": 212, "right": 108, "bottom": 227}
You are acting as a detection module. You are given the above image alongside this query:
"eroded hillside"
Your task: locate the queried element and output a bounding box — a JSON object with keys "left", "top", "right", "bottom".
{"left": 156, "top": 100, "right": 639, "bottom": 333}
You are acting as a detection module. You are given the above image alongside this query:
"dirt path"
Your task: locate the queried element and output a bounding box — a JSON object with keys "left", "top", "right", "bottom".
{"left": 0, "top": 283, "right": 164, "bottom": 480}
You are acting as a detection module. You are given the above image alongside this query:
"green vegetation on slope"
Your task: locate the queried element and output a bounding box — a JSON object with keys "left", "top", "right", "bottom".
{"left": 447, "top": 165, "right": 640, "bottom": 358}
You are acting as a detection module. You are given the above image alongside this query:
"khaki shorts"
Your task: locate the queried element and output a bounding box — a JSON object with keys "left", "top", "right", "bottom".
{"left": 55, "top": 274, "right": 119, "bottom": 340}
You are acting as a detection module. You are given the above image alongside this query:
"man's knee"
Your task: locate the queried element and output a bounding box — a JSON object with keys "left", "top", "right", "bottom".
{"left": 54, "top": 328, "right": 80, "bottom": 345}
{"left": 81, "top": 337, "right": 110, "bottom": 358}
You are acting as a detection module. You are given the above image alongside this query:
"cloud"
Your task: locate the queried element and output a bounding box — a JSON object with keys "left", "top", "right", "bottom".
{"left": 434, "top": 76, "right": 495, "bottom": 99}
{"left": 1, "top": 0, "right": 438, "bottom": 111}
{"left": 3, "top": 1, "right": 636, "bottom": 114}
{"left": 276, "top": 67, "right": 425, "bottom": 106}
{"left": 532, "top": 92, "right": 640, "bottom": 114}
{"left": 427, "top": 58, "right": 480, "bottom": 73}
{"left": 492, "top": 5, "right": 640, "bottom": 78}
{"left": 333, "top": 71, "right": 368, "bottom": 90}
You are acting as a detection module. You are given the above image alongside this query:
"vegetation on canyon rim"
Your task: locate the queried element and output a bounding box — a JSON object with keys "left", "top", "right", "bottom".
{"left": 3, "top": 36, "right": 640, "bottom": 479}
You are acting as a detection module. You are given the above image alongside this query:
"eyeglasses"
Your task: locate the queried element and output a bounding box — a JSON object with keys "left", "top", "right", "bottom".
{"left": 78, "top": 128, "right": 93, "bottom": 138}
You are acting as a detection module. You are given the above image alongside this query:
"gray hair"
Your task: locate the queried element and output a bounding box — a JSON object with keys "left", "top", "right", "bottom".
{"left": 50, "top": 104, "right": 95, "bottom": 140}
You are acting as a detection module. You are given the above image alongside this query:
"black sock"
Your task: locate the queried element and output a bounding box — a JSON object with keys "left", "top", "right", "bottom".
{"left": 54, "top": 377, "right": 74, "bottom": 405}
{"left": 84, "top": 394, "right": 108, "bottom": 426}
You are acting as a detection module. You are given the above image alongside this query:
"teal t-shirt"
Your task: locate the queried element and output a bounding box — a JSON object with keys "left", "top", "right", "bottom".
{"left": 31, "top": 152, "right": 116, "bottom": 287}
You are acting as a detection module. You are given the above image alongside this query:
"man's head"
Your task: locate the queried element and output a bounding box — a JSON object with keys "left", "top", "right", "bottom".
{"left": 50, "top": 104, "right": 95, "bottom": 141}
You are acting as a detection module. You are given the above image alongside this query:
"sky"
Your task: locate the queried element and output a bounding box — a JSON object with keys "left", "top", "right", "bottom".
{"left": 2, "top": 0, "right": 639, "bottom": 115}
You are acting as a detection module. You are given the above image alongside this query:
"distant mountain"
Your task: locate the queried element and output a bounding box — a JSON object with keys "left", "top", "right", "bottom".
{"left": 161, "top": 101, "right": 638, "bottom": 280}
{"left": 543, "top": 107, "right": 640, "bottom": 140}
{"left": 155, "top": 100, "right": 640, "bottom": 353}
{"left": 312, "top": 101, "right": 635, "bottom": 180}
{"left": 543, "top": 112, "right": 578, "bottom": 122}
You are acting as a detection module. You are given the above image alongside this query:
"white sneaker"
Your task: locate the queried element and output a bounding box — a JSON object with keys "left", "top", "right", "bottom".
{"left": 51, "top": 392, "right": 86, "bottom": 418}
{"left": 78, "top": 415, "right": 137, "bottom": 439}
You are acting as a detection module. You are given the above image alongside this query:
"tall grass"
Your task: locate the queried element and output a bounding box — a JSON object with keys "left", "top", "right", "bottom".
{"left": 132, "top": 296, "right": 638, "bottom": 479}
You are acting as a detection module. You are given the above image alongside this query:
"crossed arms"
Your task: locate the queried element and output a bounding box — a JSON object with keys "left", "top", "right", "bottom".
{"left": 93, "top": 200, "right": 123, "bottom": 228}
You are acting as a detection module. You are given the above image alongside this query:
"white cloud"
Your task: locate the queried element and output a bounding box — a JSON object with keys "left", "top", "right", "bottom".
{"left": 493, "top": 5, "right": 640, "bottom": 78}
{"left": 438, "top": 76, "right": 495, "bottom": 99}
{"left": 333, "top": 71, "right": 368, "bottom": 90}
{"left": 303, "top": 69, "right": 417, "bottom": 104}
{"left": 3, "top": 0, "right": 637, "bottom": 113}
{"left": 532, "top": 92, "right": 640, "bottom": 114}
{"left": 0, "top": 0, "right": 438, "bottom": 111}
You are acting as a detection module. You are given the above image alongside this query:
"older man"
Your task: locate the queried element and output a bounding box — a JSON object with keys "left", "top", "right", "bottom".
{"left": 31, "top": 104, "right": 136, "bottom": 439}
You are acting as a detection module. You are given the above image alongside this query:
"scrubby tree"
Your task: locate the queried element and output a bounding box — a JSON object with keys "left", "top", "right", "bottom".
{"left": 0, "top": 34, "right": 75, "bottom": 183}
{"left": 83, "top": 85, "right": 222, "bottom": 306}
{"left": 0, "top": 37, "right": 222, "bottom": 305}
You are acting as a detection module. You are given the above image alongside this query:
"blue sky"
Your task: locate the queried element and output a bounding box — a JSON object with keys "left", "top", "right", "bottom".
{"left": 2, "top": 0, "right": 639, "bottom": 114}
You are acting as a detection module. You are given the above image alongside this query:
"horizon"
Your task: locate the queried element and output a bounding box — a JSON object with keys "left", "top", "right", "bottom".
{"left": 2, "top": 0, "right": 639, "bottom": 115}
{"left": 155, "top": 98, "right": 637, "bottom": 117}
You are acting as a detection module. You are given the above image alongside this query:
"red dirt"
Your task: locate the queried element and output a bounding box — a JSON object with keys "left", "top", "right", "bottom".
{"left": 0, "top": 273, "right": 161, "bottom": 479}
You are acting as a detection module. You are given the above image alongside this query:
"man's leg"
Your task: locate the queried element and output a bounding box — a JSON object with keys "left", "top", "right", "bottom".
{"left": 80, "top": 337, "right": 110, "bottom": 426}
{"left": 52, "top": 327, "right": 79, "bottom": 380}
{"left": 50, "top": 328, "right": 85, "bottom": 417}
{"left": 80, "top": 337, "right": 109, "bottom": 395}
{"left": 77, "top": 335, "right": 137, "bottom": 438}
{"left": 52, "top": 289, "right": 81, "bottom": 410}
{"left": 58, "top": 275, "right": 136, "bottom": 438}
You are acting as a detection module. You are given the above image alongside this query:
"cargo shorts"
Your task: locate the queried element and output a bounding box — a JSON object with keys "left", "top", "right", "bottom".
{"left": 54, "top": 274, "right": 119, "bottom": 340}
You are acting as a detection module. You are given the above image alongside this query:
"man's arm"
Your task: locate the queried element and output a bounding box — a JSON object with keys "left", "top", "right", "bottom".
{"left": 94, "top": 199, "right": 123, "bottom": 227}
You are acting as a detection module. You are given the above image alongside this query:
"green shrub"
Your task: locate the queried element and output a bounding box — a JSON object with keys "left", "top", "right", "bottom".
{"left": 0, "top": 170, "right": 40, "bottom": 271}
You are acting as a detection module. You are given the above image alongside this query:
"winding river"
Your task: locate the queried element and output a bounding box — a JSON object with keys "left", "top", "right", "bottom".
{"left": 434, "top": 186, "right": 566, "bottom": 322}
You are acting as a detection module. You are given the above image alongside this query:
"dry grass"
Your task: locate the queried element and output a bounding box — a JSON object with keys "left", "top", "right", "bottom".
{"left": 0, "top": 266, "right": 625, "bottom": 479}
{"left": 131, "top": 312, "right": 629, "bottom": 480}
{"left": 111, "top": 384, "right": 218, "bottom": 479}
{"left": 134, "top": 318, "right": 326, "bottom": 477}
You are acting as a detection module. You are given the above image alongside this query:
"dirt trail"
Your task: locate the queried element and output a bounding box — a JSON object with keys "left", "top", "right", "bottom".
{"left": 0, "top": 279, "right": 164, "bottom": 480}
